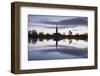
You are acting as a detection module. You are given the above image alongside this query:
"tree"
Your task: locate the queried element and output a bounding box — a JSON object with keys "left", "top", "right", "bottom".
{"left": 32, "top": 30, "right": 37, "bottom": 35}
{"left": 28, "top": 30, "right": 32, "bottom": 35}
{"left": 75, "top": 33, "right": 79, "bottom": 36}
{"left": 68, "top": 30, "right": 72, "bottom": 35}
{"left": 39, "top": 32, "right": 44, "bottom": 36}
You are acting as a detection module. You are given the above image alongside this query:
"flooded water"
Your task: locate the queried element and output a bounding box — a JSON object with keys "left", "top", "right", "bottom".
{"left": 28, "top": 38, "right": 88, "bottom": 61}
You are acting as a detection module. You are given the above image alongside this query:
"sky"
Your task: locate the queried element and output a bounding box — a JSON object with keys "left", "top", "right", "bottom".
{"left": 28, "top": 15, "right": 88, "bottom": 35}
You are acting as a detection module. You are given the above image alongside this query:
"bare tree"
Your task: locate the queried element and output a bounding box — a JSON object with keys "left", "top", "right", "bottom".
{"left": 68, "top": 30, "right": 72, "bottom": 35}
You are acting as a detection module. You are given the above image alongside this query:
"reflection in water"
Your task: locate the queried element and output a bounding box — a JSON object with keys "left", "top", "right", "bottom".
{"left": 28, "top": 15, "right": 88, "bottom": 61}
{"left": 28, "top": 38, "right": 88, "bottom": 61}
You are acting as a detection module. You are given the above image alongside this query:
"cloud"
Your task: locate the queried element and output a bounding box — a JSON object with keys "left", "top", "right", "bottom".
{"left": 28, "top": 15, "right": 88, "bottom": 28}
{"left": 43, "top": 17, "right": 88, "bottom": 26}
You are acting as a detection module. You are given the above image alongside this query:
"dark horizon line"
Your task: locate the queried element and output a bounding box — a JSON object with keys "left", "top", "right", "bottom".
{"left": 28, "top": 32, "right": 88, "bottom": 40}
{"left": 28, "top": 30, "right": 88, "bottom": 35}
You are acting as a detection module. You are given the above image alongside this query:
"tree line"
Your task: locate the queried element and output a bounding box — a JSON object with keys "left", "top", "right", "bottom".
{"left": 28, "top": 30, "right": 88, "bottom": 41}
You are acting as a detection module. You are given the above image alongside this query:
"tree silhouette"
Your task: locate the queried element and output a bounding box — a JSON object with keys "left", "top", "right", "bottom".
{"left": 28, "top": 29, "right": 88, "bottom": 44}
{"left": 68, "top": 30, "right": 72, "bottom": 35}
{"left": 75, "top": 33, "right": 79, "bottom": 36}
{"left": 39, "top": 32, "right": 44, "bottom": 36}
{"left": 32, "top": 30, "right": 38, "bottom": 36}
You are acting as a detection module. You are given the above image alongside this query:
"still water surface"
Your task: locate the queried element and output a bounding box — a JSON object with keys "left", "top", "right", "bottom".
{"left": 28, "top": 39, "right": 88, "bottom": 61}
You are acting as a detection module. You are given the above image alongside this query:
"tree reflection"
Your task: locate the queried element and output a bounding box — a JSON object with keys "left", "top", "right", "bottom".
{"left": 28, "top": 29, "right": 88, "bottom": 48}
{"left": 69, "top": 39, "right": 72, "bottom": 44}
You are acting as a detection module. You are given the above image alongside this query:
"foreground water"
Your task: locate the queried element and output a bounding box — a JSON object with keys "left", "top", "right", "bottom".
{"left": 28, "top": 39, "right": 88, "bottom": 61}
